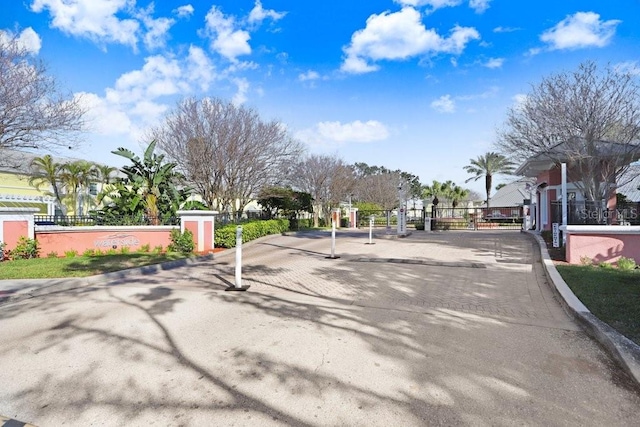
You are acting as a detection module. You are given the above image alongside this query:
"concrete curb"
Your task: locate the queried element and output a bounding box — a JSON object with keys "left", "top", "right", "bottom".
{"left": 526, "top": 231, "right": 640, "bottom": 387}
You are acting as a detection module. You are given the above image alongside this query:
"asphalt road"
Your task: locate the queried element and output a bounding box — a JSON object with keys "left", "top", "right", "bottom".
{"left": 0, "top": 230, "right": 638, "bottom": 426}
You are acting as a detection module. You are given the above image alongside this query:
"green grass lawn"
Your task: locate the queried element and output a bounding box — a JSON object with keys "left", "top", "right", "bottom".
{"left": 556, "top": 265, "right": 640, "bottom": 346}
{"left": 0, "top": 252, "right": 188, "bottom": 280}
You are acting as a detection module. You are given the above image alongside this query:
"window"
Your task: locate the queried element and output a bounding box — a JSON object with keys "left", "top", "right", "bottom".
{"left": 89, "top": 183, "right": 98, "bottom": 196}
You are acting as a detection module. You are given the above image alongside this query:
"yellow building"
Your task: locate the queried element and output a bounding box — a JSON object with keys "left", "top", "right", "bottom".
{"left": 0, "top": 150, "right": 109, "bottom": 216}
{"left": 0, "top": 152, "right": 56, "bottom": 214}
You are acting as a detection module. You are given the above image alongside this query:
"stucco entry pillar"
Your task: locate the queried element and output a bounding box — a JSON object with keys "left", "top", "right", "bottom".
{"left": 177, "top": 210, "right": 218, "bottom": 253}
{"left": 0, "top": 208, "right": 38, "bottom": 249}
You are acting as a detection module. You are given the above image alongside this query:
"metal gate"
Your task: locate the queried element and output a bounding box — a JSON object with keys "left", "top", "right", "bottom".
{"left": 431, "top": 206, "right": 524, "bottom": 231}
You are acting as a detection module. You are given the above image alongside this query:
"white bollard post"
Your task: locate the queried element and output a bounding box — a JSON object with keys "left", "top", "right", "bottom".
{"left": 226, "top": 225, "right": 250, "bottom": 291}
{"left": 366, "top": 215, "right": 375, "bottom": 245}
{"left": 327, "top": 219, "right": 340, "bottom": 259}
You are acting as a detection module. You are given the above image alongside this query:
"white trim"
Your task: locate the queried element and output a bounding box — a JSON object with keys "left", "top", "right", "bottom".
{"left": 561, "top": 225, "right": 640, "bottom": 235}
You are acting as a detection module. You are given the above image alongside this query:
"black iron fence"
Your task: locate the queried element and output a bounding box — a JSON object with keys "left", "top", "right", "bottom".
{"left": 34, "top": 215, "right": 180, "bottom": 226}
{"left": 431, "top": 206, "right": 524, "bottom": 230}
{"left": 550, "top": 201, "right": 640, "bottom": 225}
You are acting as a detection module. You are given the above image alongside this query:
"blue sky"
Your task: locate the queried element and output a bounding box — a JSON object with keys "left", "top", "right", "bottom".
{"left": 2, "top": 0, "right": 640, "bottom": 196}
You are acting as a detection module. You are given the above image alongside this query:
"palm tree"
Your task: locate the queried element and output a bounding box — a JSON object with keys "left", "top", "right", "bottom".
{"left": 450, "top": 185, "right": 470, "bottom": 209}
{"left": 29, "top": 155, "right": 66, "bottom": 215}
{"left": 464, "top": 152, "right": 514, "bottom": 208}
{"left": 60, "top": 160, "right": 96, "bottom": 215}
{"left": 422, "top": 180, "right": 449, "bottom": 206}
{"left": 95, "top": 164, "right": 117, "bottom": 184}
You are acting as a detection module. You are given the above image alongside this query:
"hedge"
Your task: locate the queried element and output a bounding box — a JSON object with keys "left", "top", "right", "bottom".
{"left": 215, "top": 219, "right": 290, "bottom": 248}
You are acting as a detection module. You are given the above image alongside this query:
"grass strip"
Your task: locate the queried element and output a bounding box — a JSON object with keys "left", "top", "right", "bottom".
{"left": 0, "top": 253, "right": 187, "bottom": 280}
{"left": 556, "top": 265, "right": 640, "bottom": 345}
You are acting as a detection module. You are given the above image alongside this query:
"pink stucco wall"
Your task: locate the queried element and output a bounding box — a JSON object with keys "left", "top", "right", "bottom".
{"left": 36, "top": 227, "right": 175, "bottom": 256}
{"left": 566, "top": 232, "right": 640, "bottom": 264}
{"left": 3, "top": 220, "right": 28, "bottom": 249}
{"left": 204, "top": 221, "right": 212, "bottom": 249}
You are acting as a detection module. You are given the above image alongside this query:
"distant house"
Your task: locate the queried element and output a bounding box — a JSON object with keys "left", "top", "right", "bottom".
{"left": 489, "top": 177, "right": 536, "bottom": 208}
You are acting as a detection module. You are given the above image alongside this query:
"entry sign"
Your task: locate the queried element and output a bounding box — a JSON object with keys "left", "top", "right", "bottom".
{"left": 398, "top": 206, "right": 407, "bottom": 235}
{"left": 552, "top": 223, "right": 560, "bottom": 248}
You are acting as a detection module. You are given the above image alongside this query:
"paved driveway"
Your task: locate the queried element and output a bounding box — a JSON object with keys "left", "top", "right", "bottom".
{"left": 0, "top": 230, "right": 638, "bottom": 426}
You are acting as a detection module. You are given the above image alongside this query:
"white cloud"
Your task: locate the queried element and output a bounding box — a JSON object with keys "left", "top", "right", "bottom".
{"left": 186, "top": 46, "right": 216, "bottom": 91}
{"left": 248, "top": 0, "right": 286, "bottom": 25}
{"left": 204, "top": 6, "right": 251, "bottom": 62}
{"left": 231, "top": 77, "right": 250, "bottom": 105}
{"left": 431, "top": 95, "right": 455, "bottom": 113}
{"left": 493, "top": 26, "right": 519, "bottom": 33}
{"left": 394, "top": 0, "right": 491, "bottom": 13}
{"left": 107, "top": 55, "right": 183, "bottom": 105}
{"left": 469, "top": 0, "right": 490, "bottom": 13}
{"left": 298, "top": 70, "right": 320, "bottom": 82}
{"left": 31, "top": 0, "right": 140, "bottom": 49}
{"left": 174, "top": 4, "right": 194, "bottom": 18}
{"left": 512, "top": 94, "right": 528, "bottom": 109}
{"left": 76, "top": 92, "right": 132, "bottom": 135}
{"left": 297, "top": 120, "right": 390, "bottom": 146}
{"left": 341, "top": 7, "right": 479, "bottom": 74}
{"left": 80, "top": 49, "right": 219, "bottom": 138}
{"left": 0, "top": 27, "right": 42, "bottom": 54}
{"left": 394, "top": 1, "right": 462, "bottom": 10}
{"left": 456, "top": 86, "right": 499, "bottom": 101}
{"left": 483, "top": 57, "right": 504, "bottom": 68}
{"left": 615, "top": 61, "right": 640, "bottom": 76}
{"left": 136, "top": 4, "right": 175, "bottom": 50}
{"left": 540, "top": 11, "right": 620, "bottom": 50}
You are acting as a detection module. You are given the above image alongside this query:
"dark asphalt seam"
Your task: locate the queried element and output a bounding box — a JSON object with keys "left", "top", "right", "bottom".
{"left": 351, "top": 257, "right": 486, "bottom": 269}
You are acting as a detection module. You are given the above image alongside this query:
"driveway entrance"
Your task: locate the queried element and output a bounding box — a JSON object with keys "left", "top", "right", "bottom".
{"left": 0, "top": 230, "right": 638, "bottom": 426}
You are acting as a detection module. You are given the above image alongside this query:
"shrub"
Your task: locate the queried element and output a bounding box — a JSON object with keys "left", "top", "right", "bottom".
{"left": 119, "top": 246, "right": 131, "bottom": 254}
{"left": 214, "top": 219, "right": 290, "bottom": 248}
{"left": 168, "top": 229, "right": 195, "bottom": 254}
{"left": 580, "top": 255, "right": 593, "bottom": 266}
{"left": 47, "top": 251, "right": 58, "bottom": 258}
{"left": 64, "top": 250, "right": 78, "bottom": 258}
{"left": 0, "top": 241, "right": 5, "bottom": 261}
{"left": 138, "top": 243, "right": 151, "bottom": 253}
{"left": 11, "top": 236, "right": 39, "bottom": 259}
{"left": 599, "top": 262, "right": 614, "bottom": 269}
{"left": 414, "top": 222, "right": 425, "bottom": 231}
{"left": 617, "top": 256, "right": 637, "bottom": 271}
{"left": 83, "top": 248, "right": 96, "bottom": 257}
{"left": 153, "top": 245, "right": 163, "bottom": 254}
{"left": 106, "top": 248, "right": 118, "bottom": 255}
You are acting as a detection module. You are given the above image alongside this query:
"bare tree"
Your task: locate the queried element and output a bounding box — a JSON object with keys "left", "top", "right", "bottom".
{"left": 149, "top": 97, "right": 304, "bottom": 217}
{"left": 0, "top": 34, "right": 85, "bottom": 167}
{"left": 352, "top": 162, "right": 420, "bottom": 211}
{"left": 289, "top": 154, "right": 356, "bottom": 227}
{"left": 497, "top": 61, "right": 640, "bottom": 201}
{"left": 356, "top": 172, "right": 403, "bottom": 210}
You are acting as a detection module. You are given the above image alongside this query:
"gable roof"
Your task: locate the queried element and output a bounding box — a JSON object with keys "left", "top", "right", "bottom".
{"left": 515, "top": 138, "right": 640, "bottom": 177}
{"left": 0, "top": 149, "right": 117, "bottom": 176}
{"left": 489, "top": 177, "right": 536, "bottom": 207}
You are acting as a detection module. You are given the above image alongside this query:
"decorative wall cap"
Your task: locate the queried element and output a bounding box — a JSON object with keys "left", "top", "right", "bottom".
{"left": 176, "top": 210, "right": 219, "bottom": 217}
